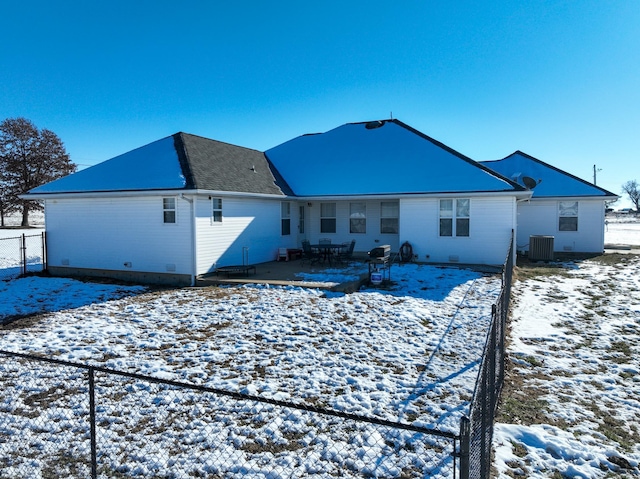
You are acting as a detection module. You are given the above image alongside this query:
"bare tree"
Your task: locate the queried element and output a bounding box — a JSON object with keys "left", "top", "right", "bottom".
{"left": 621, "top": 180, "right": 640, "bottom": 213}
{"left": 0, "top": 117, "right": 76, "bottom": 226}
{"left": 0, "top": 182, "right": 19, "bottom": 227}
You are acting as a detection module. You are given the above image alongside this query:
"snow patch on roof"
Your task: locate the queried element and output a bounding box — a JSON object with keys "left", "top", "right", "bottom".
{"left": 482, "top": 152, "right": 616, "bottom": 198}
{"left": 266, "top": 121, "right": 517, "bottom": 196}
{"left": 30, "top": 136, "right": 185, "bottom": 194}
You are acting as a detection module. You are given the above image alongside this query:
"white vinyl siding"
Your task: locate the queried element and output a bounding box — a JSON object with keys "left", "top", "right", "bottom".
{"left": 45, "top": 196, "right": 192, "bottom": 274}
{"left": 195, "top": 196, "right": 298, "bottom": 274}
{"left": 517, "top": 199, "right": 605, "bottom": 253}
{"left": 304, "top": 200, "right": 399, "bottom": 253}
{"left": 402, "top": 196, "right": 516, "bottom": 265}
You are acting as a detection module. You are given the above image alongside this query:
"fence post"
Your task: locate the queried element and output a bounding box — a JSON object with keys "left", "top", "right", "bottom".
{"left": 459, "top": 416, "right": 470, "bottom": 479}
{"left": 42, "top": 231, "right": 47, "bottom": 271}
{"left": 21, "top": 234, "right": 26, "bottom": 275}
{"left": 89, "top": 367, "right": 98, "bottom": 479}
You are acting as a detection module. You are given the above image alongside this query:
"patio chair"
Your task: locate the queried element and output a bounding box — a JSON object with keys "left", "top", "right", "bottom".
{"left": 301, "top": 240, "right": 320, "bottom": 265}
{"left": 319, "top": 238, "right": 331, "bottom": 245}
{"left": 337, "top": 239, "right": 356, "bottom": 264}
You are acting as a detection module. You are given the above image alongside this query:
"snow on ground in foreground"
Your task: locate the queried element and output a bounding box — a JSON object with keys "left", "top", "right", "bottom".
{"left": 1, "top": 264, "right": 499, "bottom": 428}
{"left": 0, "top": 264, "right": 499, "bottom": 477}
{"left": 494, "top": 255, "right": 640, "bottom": 478}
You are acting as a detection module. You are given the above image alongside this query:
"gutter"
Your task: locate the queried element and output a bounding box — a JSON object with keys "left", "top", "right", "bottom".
{"left": 22, "top": 189, "right": 289, "bottom": 201}
{"left": 296, "top": 190, "right": 533, "bottom": 202}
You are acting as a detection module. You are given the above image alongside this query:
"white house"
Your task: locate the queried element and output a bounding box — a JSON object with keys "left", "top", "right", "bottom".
{"left": 27, "top": 133, "right": 295, "bottom": 286}
{"left": 27, "top": 119, "right": 535, "bottom": 285}
{"left": 265, "top": 120, "right": 530, "bottom": 266}
{"left": 481, "top": 151, "right": 617, "bottom": 255}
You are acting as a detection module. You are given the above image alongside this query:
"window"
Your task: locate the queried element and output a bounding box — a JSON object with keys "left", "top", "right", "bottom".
{"left": 380, "top": 201, "right": 399, "bottom": 234}
{"left": 320, "top": 202, "right": 336, "bottom": 234}
{"left": 439, "top": 199, "right": 470, "bottom": 237}
{"left": 456, "top": 199, "right": 470, "bottom": 236}
{"left": 350, "top": 202, "right": 366, "bottom": 234}
{"left": 299, "top": 205, "right": 305, "bottom": 234}
{"left": 212, "top": 198, "right": 222, "bottom": 223}
{"left": 163, "top": 197, "right": 176, "bottom": 224}
{"left": 559, "top": 201, "right": 578, "bottom": 231}
{"left": 281, "top": 202, "right": 291, "bottom": 236}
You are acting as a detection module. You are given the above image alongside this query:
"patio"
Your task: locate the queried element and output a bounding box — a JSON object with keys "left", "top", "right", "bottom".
{"left": 197, "top": 258, "right": 372, "bottom": 292}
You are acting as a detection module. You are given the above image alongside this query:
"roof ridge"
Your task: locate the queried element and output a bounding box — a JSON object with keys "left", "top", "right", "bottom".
{"left": 178, "top": 131, "right": 264, "bottom": 154}
{"left": 505, "top": 150, "right": 617, "bottom": 197}
{"left": 173, "top": 133, "right": 196, "bottom": 189}
{"left": 390, "top": 120, "right": 527, "bottom": 191}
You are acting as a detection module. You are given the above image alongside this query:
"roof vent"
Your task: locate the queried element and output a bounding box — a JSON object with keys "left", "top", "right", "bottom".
{"left": 365, "top": 121, "right": 385, "bottom": 130}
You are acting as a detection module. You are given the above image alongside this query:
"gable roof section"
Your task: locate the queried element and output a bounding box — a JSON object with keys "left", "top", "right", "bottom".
{"left": 265, "top": 119, "right": 525, "bottom": 196}
{"left": 176, "top": 133, "right": 291, "bottom": 196}
{"left": 29, "top": 133, "right": 291, "bottom": 196}
{"left": 481, "top": 151, "right": 617, "bottom": 198}
{"left": 29, "top": 135, "right": 186, "bottom": 194}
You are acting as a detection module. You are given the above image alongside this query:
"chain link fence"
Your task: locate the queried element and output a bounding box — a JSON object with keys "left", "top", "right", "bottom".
{"left": 0, "top": 350, "right": 459, "bottom": 479}
{"left": 0, "top": 233, "right": 515, "bottom": 478}
{"left": 0, "top": 232, "right": 46, "bottom": 280}
{"left": 459, "top": 232, "right": 513, "bottom": 479}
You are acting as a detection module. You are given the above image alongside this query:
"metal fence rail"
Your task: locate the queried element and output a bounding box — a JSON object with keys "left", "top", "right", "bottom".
{"left": 0, "top": 350, "right": 458, "bottom": 479}
{"left": 0, "top": 232, "right": 46, "bottom": 279}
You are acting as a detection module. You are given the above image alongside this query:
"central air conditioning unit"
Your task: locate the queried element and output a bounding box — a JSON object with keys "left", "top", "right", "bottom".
{"left": 529, "top": 235, "right": 554, "bottom": 261}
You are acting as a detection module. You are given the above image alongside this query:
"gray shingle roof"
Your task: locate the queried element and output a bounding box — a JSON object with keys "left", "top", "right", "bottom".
{"left": 176, "top": 133, "right": 292, "bottom": 196}
{"left": 27, "top": 132, "right": 292, "bottom": 196}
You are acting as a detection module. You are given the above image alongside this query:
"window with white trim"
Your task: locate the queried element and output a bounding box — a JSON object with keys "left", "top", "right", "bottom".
{"left": 439, "top": 199, "right": 470, "bottom": 237}
{"left": 380, "top": 201, "right": 399, "bottom": 234}
{"left": 320, "top": 202, "right": 336, "bottom": 234}
{"left": 212, "top": 198, "right": 222, "bottom": 223}
{"left": 163, "top": 197, "right": 176, "bottom": 224}
{"left": 558, "top": 201, "right": 578, "bottom": 231}
{"left": 298, "top": 205, "right": 305, "bottom": 234}
{"left": 349, "top": 202, "right": 366, "bottom": 234}
{"left": 281, "top": 202, "right": 291, "bottom": 236}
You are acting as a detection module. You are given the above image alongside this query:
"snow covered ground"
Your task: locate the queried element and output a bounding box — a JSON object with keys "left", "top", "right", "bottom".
{"left": 0, "top": 216, "right": 638, "bottom": 477}
{"left": 0, "top": 263, "right": 500, "bottom": 477}
{"left": 494, "top": 219, "right": 640, "bottom": 478}
{"left": 605, "top": 215, "right": 640, "bottom": 247}
{"left": 0, "top": 212, "right": 45, "bottom": 279}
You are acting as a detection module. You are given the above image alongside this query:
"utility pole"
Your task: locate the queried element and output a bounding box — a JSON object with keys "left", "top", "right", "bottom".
{"left": 593, "top": 164, "right": 602, "bottom": 185}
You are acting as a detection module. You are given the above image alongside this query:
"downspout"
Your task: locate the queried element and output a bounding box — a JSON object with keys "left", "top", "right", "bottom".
{"left": 180, "top": 194, "right": 197, "bottom": 286}
{"left": 513, "top": 197, "right": 527, "bottom": 262}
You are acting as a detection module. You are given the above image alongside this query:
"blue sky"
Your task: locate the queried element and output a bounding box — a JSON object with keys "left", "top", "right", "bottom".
{"left": 2, "top": 1, "right": 638, "bottom": 205}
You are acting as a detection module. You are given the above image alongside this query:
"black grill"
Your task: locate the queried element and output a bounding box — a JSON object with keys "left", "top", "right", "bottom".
{"left": 368, "top": 245, "right": 390, "bottom": 259}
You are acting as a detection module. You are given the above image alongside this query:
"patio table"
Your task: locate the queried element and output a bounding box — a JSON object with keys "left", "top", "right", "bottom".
{"left": 310, "top": 244, "right": 345, "bottom": 266}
